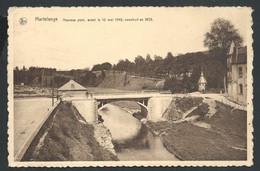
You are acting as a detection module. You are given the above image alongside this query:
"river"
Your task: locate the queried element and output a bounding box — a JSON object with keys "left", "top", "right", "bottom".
{"left": 99, "top": 104, "right": 179, "bottom": 161}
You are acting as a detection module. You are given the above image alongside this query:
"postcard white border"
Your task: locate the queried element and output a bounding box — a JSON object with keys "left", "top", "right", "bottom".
{"left": 7, "top": 7, "right": 254, "bottom": 167}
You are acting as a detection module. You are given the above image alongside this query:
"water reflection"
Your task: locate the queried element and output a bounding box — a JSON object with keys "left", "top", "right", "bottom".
{"left": 114, "top": 124, "right": 150, "bottom": 151}
{"left": 115, "top": 124, "right": 179, "bottom": 161}
{"left": 99, "top": 104, "right": 142, "bottom": 144}
{"left": 99, "top": 104, "right": 179, "bottom": 161}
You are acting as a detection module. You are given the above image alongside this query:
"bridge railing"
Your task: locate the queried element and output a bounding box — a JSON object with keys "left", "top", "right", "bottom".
{"left": 92, "top": 90, "right": 172, "bottom": 96}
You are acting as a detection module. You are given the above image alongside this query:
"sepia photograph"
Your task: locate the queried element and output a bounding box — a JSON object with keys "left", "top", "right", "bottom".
{"left": 7, "top": 7, "right": 253, "bottom": 167}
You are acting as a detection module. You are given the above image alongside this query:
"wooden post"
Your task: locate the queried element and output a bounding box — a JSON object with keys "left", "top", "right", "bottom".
{"left": 56, "top": 90, "right": 58, "bottom": 100}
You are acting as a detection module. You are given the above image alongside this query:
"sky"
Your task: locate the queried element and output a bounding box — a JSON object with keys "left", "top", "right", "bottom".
{"left": 10, "top": 7, "right": 253, "bottom": 70}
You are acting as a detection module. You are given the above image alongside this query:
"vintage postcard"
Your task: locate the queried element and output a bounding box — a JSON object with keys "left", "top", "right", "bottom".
{"left": 8, "top": 7, "right": 253, "bottom": 167}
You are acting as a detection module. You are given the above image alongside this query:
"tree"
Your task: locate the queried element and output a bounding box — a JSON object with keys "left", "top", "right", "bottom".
{"left": 204, "top": 18, "right": 243, "bottom": 91}
{"left": 91, "top": 64, "right": 102, "bottom": 71}
{"left": 153, "top": 55, "right": 164, "bottom": 75}
{"left": 134, "top": 55, "right": 146, "bottom": 75}
{"left": 101, "top": 62, "right": 112, "bottom": 70}
{"left": 163, "top": 52, "right": 175, "bottom": 75}
{"left": 101, "top": 70, "right": 106, "bottom": 79}
{"left": 204, "top": 18, "right": 243, "bottom": 61}
{"left": 163, "top": 77, "right": 183, "bottom": 93}
{"left": 145, "top": 54, "right": 153, "bottom": 75}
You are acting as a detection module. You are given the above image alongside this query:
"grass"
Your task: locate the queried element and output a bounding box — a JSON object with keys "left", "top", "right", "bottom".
{"left": 96, "top": 73, "right": 163, "bottom": 90}
{"left": 27, "top": 102, "right": 118, "bottom": 161}
{"left": 15, "top": 90, "right": 37, "bottom": 94}
{"left": 186, "top": 103, "right": 209, "bottom": 118}
{"left": 163, "top": 97, "right": 204, "bottom": 121}
{"left": 146, "top": 101, "right": 247, "bottom": 160}
{"left": 175, "top": 97, "right": 203, "bottom": 113}
{"left": 203, "top": 102, "right": 247, "bottom": 149}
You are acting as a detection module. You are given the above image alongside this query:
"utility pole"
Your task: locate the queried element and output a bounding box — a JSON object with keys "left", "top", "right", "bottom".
{"left": 51, "top": 78, "right": 54, "bottom": 106}
{"left": 52, "top": 86, "right": 54, "bottom": 106}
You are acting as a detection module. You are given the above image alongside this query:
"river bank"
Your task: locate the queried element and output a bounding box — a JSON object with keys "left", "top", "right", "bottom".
{"left": 146, "top": 102, "right": 247, "bottom": 160}
{"left": 23, "top": 102, "right": 118, "bottom": 161}
{"left": 112, "top": 97, "right": 247, "bottom": 160}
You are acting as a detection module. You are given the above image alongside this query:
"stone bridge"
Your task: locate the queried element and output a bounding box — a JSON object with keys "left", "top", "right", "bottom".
{"left": 61, "top": 92, "right": 247, "bottom": 124}
{"left": 61, "top": 93, "right": 174, "bottom": 123}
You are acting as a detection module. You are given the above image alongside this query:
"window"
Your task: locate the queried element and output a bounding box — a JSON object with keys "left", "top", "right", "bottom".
{"left": 71, "top": 84, "right": 75, "bottom": 89}
{"left": 239, "top": 67, "right": 242, "bottom": 78}
{"left": 239, "top": 84, "right": 243, "bottom": 95}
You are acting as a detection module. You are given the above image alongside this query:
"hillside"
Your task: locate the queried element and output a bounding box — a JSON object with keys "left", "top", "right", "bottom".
{"left": 97, "top": 71, "right": 165, "bottom": 90}
{"left": 23, "top": 102, "right": 118, "bottom": 161}
{"left": 146, "top": 98, "right": 247, "bottom": 160}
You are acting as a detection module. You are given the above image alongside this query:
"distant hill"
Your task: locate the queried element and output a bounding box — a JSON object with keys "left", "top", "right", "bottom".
{"left": 97, "top": 71, "right": 164, "bottom": 90}
{"left": 13, "top": 49, "right": 225, "bottom": 90}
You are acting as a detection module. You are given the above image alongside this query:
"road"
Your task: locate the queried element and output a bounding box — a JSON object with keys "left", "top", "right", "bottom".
{"left": 14, "top": 98, "right": 53, "bottom": 157}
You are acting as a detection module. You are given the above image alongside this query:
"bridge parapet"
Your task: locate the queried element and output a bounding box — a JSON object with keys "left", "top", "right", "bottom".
{"left": 147, "top": 97, "right": 173, "bottom": 121}
{"left": 61, "top": 96, "right": 98, "bottom": 124}
{"left": 72, "top": 99, "right": 98, "bottom": 124}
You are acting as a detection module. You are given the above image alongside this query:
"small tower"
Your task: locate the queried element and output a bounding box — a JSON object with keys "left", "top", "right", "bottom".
{"left": 198, "top": 69, "right": 207, "bottom": 93}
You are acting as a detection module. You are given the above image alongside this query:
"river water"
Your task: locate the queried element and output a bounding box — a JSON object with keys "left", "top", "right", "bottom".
{"left": 99, "top": 104, "right": 179, "bottom": 161}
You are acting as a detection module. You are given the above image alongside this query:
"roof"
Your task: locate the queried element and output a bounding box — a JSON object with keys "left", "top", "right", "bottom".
{"left": 231, "top": 46, "right": 247, "bottom": 64}
{"left": 228, "top": 41, "right": 247, "bottom": 64}
{"left": 58, "top": 80, "right": 87, "bottom": 91}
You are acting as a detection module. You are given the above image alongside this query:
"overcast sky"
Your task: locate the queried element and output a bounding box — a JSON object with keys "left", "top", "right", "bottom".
{"left": 10, "top": 7, "right": 252, "bottom": 70}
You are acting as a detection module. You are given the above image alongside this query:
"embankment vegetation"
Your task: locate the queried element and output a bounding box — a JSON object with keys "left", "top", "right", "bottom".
{"left": 112, "top": 97, "right": 247, "bottom": 160}
{"left": 147, "top": 100, "right": 247, "bottom": 160}
{"left": 24, "top": 102, "right": 118, "bottom": 161}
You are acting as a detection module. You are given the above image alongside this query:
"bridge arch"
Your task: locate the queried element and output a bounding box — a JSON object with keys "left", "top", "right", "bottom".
{"left": 64, "top": 95, "right": 173, "bottom": 124}
{"left": 97, "top": 98, "right": 149, "bottom": 109}
{"left": 97, "top": 99, "right": 149, "bottom": 118}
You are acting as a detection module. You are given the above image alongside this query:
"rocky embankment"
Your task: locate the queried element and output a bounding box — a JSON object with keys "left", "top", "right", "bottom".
{"left": 24, "top": 102, "right": 118, "bottom": 161}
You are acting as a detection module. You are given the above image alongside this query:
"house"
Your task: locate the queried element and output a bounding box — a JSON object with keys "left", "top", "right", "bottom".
{"left": 226, "top": 41, "right": 247, "bottom": 105}
{"left": 58, "top": 79, "right": 88, "bottom": 97}
{"left": 198, "top": 70, "right": 207, "bottom": 93}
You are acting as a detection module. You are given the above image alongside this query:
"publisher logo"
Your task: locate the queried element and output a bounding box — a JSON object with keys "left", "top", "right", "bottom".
{"left": 19, "top": 17, "right": 27, "bottom": 25}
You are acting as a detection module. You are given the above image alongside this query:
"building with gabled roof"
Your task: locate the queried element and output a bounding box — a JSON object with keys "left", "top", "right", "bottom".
{"left": 58, "top": 80, "right": 87, "bottom": 97}
{"left": 226, "top": 41, "right": 247, "bottom": 105}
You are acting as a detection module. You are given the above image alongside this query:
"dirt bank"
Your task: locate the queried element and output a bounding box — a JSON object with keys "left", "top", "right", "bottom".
{"left": 23, "top": 102, "right": 118, "bottom": 161}
{"left": 146, "top": 101, "right": 247, "bottom": 160}
{"left": 97, "top": 73, "right": 164, "bottom": 90}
